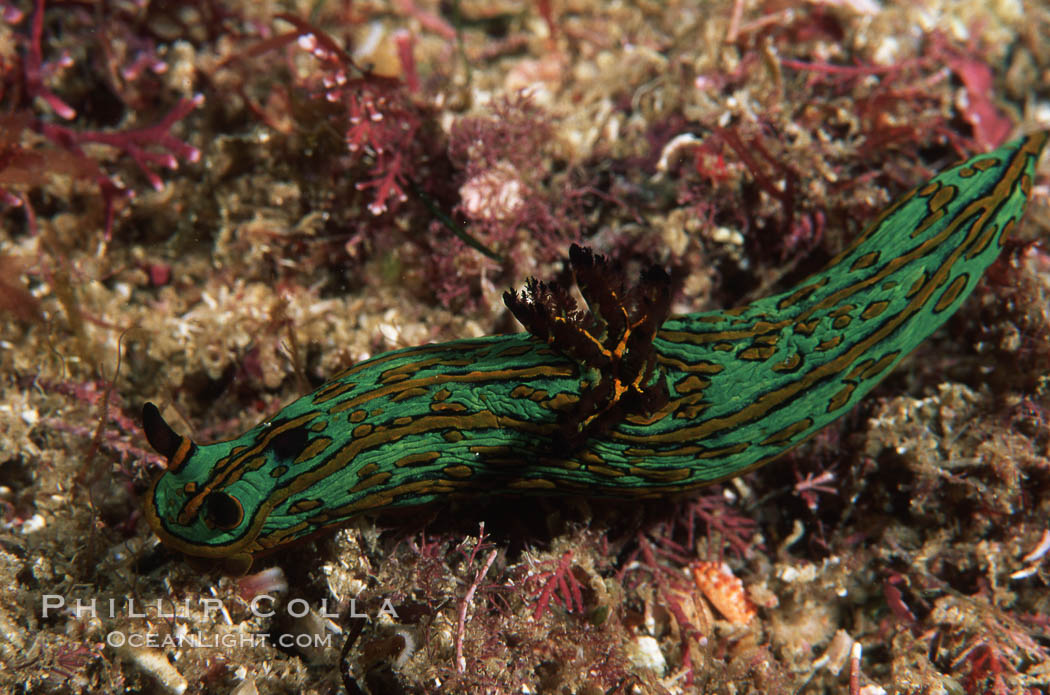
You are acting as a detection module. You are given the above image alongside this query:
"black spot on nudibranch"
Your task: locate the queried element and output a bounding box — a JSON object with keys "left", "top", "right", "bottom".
{"left": 269, "top": 426, "right": 310, "bottom": 461}
{"left": 203, "top": 491, "right": 244, "bottom": 530}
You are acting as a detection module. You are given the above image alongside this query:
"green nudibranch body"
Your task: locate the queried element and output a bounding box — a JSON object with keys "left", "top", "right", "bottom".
{"left": 143, "top": 132, "right": 1047, "bottom": 569}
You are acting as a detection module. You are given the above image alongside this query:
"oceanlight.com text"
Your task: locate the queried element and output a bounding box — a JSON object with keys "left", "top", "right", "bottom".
{"left": 104, "top": 630, "right": 335, "bottom": 650}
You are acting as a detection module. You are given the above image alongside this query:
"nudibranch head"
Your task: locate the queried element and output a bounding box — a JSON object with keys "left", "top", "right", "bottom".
{"left": 142, "top": 403, "right": 264, "bottom": 572}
